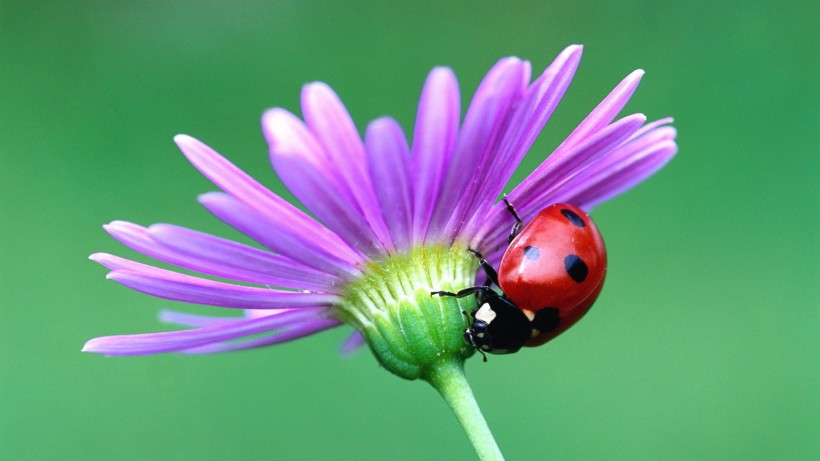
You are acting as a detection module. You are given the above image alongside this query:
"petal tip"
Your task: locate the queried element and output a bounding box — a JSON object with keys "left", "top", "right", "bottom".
{"left": 103, "top": 220, "right": 140, "bottom": 234}
{"left": 261, "top": 107, "right": 288, "bottom": 124}
{"left": 301, "top": 82, "right": 343, "bottom": 115}
{"left": 197, "top": 191, "right": 224, "bottom": 203}
{"left": 302, "top": 81, "right": 332, "bottom": 94}
{"left": 424, "top": 66, "right": 458, "bottom": 89}
{"left": 261, "top": 108, "right": 298, "bottom": 142}
{"left": 173, "top": 134, "right": 194, "bottom": 146}
{"left": 89, "top": 252, "right": 108, "bottom": 263}
{"left": 627, "top": 69, "right": 646, "bottom": 82}
{"left": 82, "top": 336, "right": 111, "bottom": 354}
{"left": 562, "top": 44, "right": 584, "bottom": 57}
{"left": 431, "top": 65, "right": 455, "bottom": 73}
{"left": 174, "top": 134, "right": 208, "bottom": 160}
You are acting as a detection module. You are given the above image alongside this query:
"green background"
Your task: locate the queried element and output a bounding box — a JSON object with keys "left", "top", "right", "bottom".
{"left": 1, "top": 1, "right": 816, "bottom": 459}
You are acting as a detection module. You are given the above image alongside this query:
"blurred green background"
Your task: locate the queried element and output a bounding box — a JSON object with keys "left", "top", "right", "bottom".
{"left": 1, "top": 1, "right": 817, "bottom": 459}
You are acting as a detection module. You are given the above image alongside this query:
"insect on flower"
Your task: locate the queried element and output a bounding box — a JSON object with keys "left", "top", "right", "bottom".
{"left": 433, "top": 200, "right": 607, "bottom": 355}
{"left": 84, "top": 45, "right": 677, "bottom": 460}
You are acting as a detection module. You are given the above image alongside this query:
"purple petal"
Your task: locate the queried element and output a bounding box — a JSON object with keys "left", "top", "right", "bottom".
{"left": 556, "top": 122, "right": 678, "bottom": 209}
{"left": 626, "top": 116, "right": 675, "bottom": 141}
{"left": 459, "top": 45, "right": 584, "bottom": 239}
{"left": 158, "top": 309, "right": 243, "bottom": 327}
{"left": 465, "top": 66, "right": 658, "bottom": 248}
{"left": 242, "top": 307, "right": 295, "bottom": 320}
{"left": 180, "top": 319, "right": 342, "bottom": 354}
{"left": 434, "top": 57, "right": 530, "bottom": 241}
{"left": 149, "top": 224, "right": 341, "bottom": 289}
{"left": 262, "top": 108, "right": 388, "bottom": 256}
{"left": 174, "top": 135, "right": 364, "bottom": 269}
{"left": 197, "top": 192, "right": 360, "bottom": 278}
{"left": 365, "top": 117, "right": 413, "bottom": 251}
{"left": 556, "top": 69, "right": 644, "bottom": 154}
{"left": 83, "top": 307, "right": 330, "bottom": 356}
{"left": 508, "top": 114, "right": 647, "bottom": 212}
{"left": 472, "top": 113, "right": 647, "bottom": 248}
{"left": 103, "top": 221, "right": 341, "bottom": 292}
{"left": 572, "top": 143, "right": 677, "bottom": 210}
{"left": 91, "top": 254, "right": 339, "bottom": 309}
{"left": 474, "top": 118, "right": 676, "bottom": 252}
{"left": 339, "top": 330, "right": 365, "bottom": 356}
{"left": 410, "top": 67, "right": 460, "bottom": 243}
{"left": 301, "top": 84, "right": 395, "bottom": 252}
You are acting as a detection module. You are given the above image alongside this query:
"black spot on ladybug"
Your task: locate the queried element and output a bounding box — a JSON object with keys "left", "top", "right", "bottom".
{"left": 531, "top": 308, "right": 560, "bottom": 333}
{"left": 560, "top": 208, "right": 586, "bottom": 227}
{"left": 523, "top": 245, "right": 541, "bottom": 260}
{"left": 564, "top": 254, "right": 588, "bottom": 283}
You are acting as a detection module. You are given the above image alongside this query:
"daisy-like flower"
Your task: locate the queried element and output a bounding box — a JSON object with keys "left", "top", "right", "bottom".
{"left": 85, "top": 45, "right": 676, "bottom": 460}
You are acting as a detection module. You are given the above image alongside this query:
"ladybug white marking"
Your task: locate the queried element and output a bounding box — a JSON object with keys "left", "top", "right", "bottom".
{"left": 474, "top": 303, "right": 496, "bottom": 324}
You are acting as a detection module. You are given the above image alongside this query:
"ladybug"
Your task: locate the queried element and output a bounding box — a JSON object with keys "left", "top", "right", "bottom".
{"left": 432, "top": 200, "right": 607, "bottom": 355}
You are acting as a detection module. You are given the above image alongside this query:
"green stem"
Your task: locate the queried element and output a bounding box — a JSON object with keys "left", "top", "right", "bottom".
{"left": 424, "top": 359, "right": 505, "bottom": 461}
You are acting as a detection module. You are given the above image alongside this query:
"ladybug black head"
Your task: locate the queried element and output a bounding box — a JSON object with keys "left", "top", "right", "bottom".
{"left": 464, "top": 320, "right": 493, "bottom": 352}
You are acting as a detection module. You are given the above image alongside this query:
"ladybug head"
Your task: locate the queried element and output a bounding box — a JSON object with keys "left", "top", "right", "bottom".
{"left": 464, "top": 320, "right": 493, "bottom": 352}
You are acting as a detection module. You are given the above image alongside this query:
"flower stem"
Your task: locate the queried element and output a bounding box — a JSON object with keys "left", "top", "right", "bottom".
{"left": 424, "top": 359, "right": 505, "bottom": 461}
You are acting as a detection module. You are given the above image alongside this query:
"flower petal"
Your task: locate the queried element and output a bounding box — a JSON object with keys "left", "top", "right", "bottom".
{"left": 435, "top": 57, "right": 530, "bottom": 241}
{"left": 508, "top": 113, "right": 648, "bottom": 212}
{"left": 556, "top": 69, "right": 644, "bottom": 154}
{"left": 301, "top": 84, "right": 395, "bottom": 252}
{"left": 103, "top": 221, "right": 341, "bottom": 292}
{"left": 472, "top": 113, "right": 647, "bottom": 249}
{"left": 149, "top": 224, "right": 342, "bottom": 289}
{"left": 365, "top": 117, "right": 413, "bottom": 251}
{"left": 410, "top": 67, "right": 460, "bottom": 243}
{"left": 460, "top": 45, "right": 584, "bottom": 239}
{"left": 91, "top": 253, "right": 338, "bottom": 309}
{"left": 179, "top": 319, "right": 342, "bottom": 354}
{"left": 158, "top": 309, "right": 241, "bottom": 327}
{"left": 197, "top": 192, "right": 360, "bottom": 278}
{"left": 555, "top": 121, "right": 678, "bottom": 209}
{"left": 83, "top": 307, "right": 330, "bottom": 356}
{"left": 339, "top": 330, "right": 366, "bottom": 356}
{"left": 262, "top": 108, "right": 387, "bottom": 256}
{"left": 174, "top": 135, "right": 364, "bottom": 268}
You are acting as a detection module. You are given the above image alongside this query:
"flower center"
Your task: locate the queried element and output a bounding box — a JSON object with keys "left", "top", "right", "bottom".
{"left": 337, "top": 245, "right": 479, "bottom": 379}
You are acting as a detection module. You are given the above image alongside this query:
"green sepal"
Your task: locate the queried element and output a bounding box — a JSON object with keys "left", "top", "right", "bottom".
{"left": 337, "top": 245, "right": 477, "bottom": 380}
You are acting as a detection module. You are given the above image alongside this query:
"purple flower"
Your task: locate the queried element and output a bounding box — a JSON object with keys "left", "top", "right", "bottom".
{"left": 84, "top": 45, "right": 676, "bottom": 360}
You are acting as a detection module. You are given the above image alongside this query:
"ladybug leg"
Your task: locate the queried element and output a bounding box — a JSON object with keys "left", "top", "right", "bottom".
{"left": 431, "top": 286, "right": 493, "bottom": 299}
{"left": 503, "top": 195, "right": 523, "bottom": 242}
{"left": 467, "top": 248, "right": 499, "bottom": 288}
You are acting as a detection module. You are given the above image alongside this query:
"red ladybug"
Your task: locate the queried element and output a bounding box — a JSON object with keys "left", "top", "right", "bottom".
{"left": 433, "top": 201, "right": 607, "bottom": 354}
